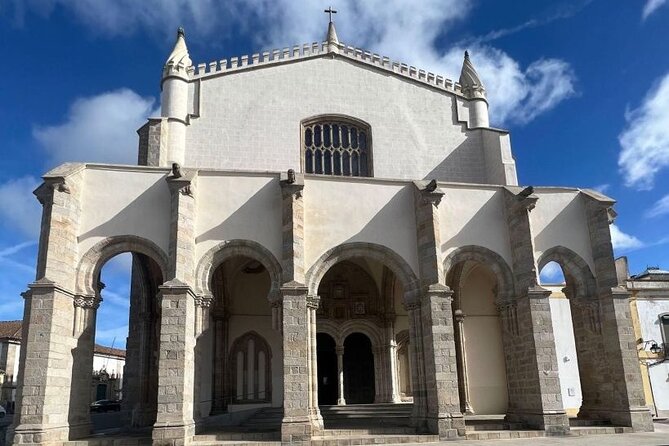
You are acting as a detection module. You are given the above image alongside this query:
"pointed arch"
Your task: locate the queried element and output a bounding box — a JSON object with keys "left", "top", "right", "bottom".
{"left": 538, "top": 246, "right": 596, "bottom": 299}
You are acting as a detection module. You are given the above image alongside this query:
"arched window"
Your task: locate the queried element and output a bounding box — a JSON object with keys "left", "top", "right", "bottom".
{"left": 229, "top": 331, "right": 272, "bottom": 403}
{"left": 302, "top": 116, "right": 372, "bottom": 177}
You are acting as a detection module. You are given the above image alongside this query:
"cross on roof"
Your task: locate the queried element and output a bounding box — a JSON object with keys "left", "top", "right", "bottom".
{"left": 324, "top": 6, "right": 337, "bottom": 22}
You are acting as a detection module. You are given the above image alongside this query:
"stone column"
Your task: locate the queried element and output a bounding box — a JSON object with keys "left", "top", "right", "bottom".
{"left": 411, "top": 181, "right": 463, "bottom": 440}
{"left": 336, "top": 346, "right": 346, "bottom": 405}
{"left": 307, "top": 296, "right": 323, "bottom": 425}
{"left": 582, "top": 192, "right": 653, "bottom": 431}
{"left": 280, "top": 285, "right": 313, "bottom": 444}
{"left": 502, "top": 187, "right": 569, "bottom": 433}
{"left": 152, "top": 169, "right": 198, "bottom": 445}
{"left": 279, "top": 171, "right": 317, "bottom": 444}
{"left": 453, "top": 310, "right": 474, "bottom": 414}
{"left": 387, "top": 326, "right": 401, "bottom": 403}
{"left": 11, "top": 166, "right": 84, "bottom": 445}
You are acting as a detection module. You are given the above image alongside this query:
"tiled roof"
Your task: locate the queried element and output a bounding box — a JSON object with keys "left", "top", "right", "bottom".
{"left": 0, "top": 320, "right": 22, "bottom": 340}
{"left": 0, "top": 320, "right": 125, "bottom": 358}
{"left": 94, "top": 344, "right": 126, "bottom": 358}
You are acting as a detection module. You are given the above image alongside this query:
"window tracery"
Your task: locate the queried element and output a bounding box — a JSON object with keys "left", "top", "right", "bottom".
{"left": 303, "top": 118, "right": 372, "bottom": 177}
{"left": 229, "top": 331, "right": 271, "bottom": 403}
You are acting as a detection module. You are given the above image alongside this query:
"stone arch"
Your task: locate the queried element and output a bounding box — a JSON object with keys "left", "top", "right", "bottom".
{"left": 317, "top": 319, "right": 384, "bottom": 349}
{"left": 195, "top": 239, "right": 282, "bottom": 299}
{"left": 76, "top": 235, "right": 169, "bottom": 296}
{"left": 538, "top": 246, "right": 596, "bottom": 299}
{"left": 306, "top": 242, "right": 420, "bottom": 302}
{"left": 443, "top": 245, "right": 515, "bottom": 303}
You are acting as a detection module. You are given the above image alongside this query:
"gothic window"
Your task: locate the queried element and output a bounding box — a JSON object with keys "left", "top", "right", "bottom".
{"left": 229, "top": 331, "right": 271, "bottom": 403}
{"left": 303, "top": 117, "right": 372, "bottom": 177}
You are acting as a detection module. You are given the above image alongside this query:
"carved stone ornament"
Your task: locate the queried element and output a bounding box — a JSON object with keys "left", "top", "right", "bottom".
{"left": 195, "top": 295, "right": 214, "bottom": 308}
{"left": 73, "top": 295, "right": 101, "bottom": 309}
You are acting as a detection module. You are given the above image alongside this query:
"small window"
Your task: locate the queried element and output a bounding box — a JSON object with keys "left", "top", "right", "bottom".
{"left": 303, "top": 117, "right": 372, "bottom": 177}
{"left": 661, "top": 314, "right": 669, "bottom": 350}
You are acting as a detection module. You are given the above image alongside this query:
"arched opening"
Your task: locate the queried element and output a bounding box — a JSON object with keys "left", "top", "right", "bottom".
{"left": 70, "top": 244, "right": 165, "bottom": 435}
{"left": 207, "top": 254, "right": 277, "bottom": 415}
{"left": 316, "top": 333, "right": 337, "bottom": 405}
{"left": 538, "top": 248, "right": 604, "bottom": 422}
{"left": 538, "top": 261, "right": 583, "bottom": 418}
{"left": 447, "top": 260, "right": 509, "bottom": 415}
{"left": 313, "top": 252, "right": 411, "bottom": 408}
{"left": 343, "top": 333, "right": 375, "bottom": 404}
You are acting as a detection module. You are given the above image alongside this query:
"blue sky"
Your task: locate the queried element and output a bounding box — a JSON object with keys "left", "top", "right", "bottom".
{"left": 1, "top": 0, "right": 669, "bottom": 346}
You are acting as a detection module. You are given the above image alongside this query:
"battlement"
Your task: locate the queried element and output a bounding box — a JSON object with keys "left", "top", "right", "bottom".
{"left": 190, "top": 40, "right": 463, "bottom": 95}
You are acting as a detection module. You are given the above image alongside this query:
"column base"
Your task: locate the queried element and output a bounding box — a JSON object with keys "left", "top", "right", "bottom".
{"left": 10, "top": 423, "right": 70, "bottom": 445}
{"left": 426, "top": 413, "right": 465, "bottom": 440}
{"left": 281, "top": 418, "right": 313, "bottom": 445}
{"left": 152, "top": 421, "right": 195, "bottom": 446}
{"left": 580, "top": 407, "right": 653, "bottom": 432}
{"left": 506, "top": 410, "right": 570, "bottom": 435}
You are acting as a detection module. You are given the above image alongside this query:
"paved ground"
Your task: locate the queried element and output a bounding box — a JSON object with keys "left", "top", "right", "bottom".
{"left": 406, "top": 421, "right": 669, "bottom": 446}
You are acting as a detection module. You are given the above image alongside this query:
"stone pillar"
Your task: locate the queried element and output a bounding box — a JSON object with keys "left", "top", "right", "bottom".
{"left": 307, "top": 296, "right": 323, "bottom": 426}
{"left": 279, "top": 171, "right": 317, "bottom": 443}
{"left": 152, "top": 169, "right": 198, "bottom": 445}
{"left": 387, "top": 326, "right": 401, "bottom": 403}
{"left": 11, "top": 166, "right": 84, "bottom": 445}
{"left": 210, "top": 309, "right": 228, "bottom": 414}
{"left": 411, "top": 181, "right": 463, "bottom": 440}
{"left": 582, "top": 192, "right": 653, "bottom": 431}
{"left": 502, "top": 187, "right": 569, "bottom": 433}
{"left": 280, "top": 285, "right": 313, "bottom": 444}
{"left": 453, "top": 310, "right": 474, "bottom": 414}
{"left": 336, "top": 346, "right": 346, "bottom": 405}
{"left": 152, "top": 281, "right": 197, "bottom": 446}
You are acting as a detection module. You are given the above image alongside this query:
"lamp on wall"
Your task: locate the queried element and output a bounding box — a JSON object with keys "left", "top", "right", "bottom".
{"left": 641, "top": 340, "right": 662, "bottom": 355}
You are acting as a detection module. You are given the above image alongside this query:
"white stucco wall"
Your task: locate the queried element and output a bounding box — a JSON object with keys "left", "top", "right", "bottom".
{"left": 79, "top": 167, "right": 172, "bottom": 258}
{"left": 184, "top": 57, "right": 493, "bottom": 183}
{"left": 439, "top": 186, "right": 512, "bottom": 267}
{"left": 195, "top": 173, "right": 283, "bottom": 263}
{"left": 531, "top": 190, "right": 594, "bottom": 271}
{"left": 304, "top": 177, "right": 419, "bottom": 277}
{"left": 548, "top": 293, "right": 582, "bottom": 413}
{"left": 92, "top": 353, "right": 125, "bottom": 378}
{"left": 636, "top": 298, "right": 669, "bottom": 412}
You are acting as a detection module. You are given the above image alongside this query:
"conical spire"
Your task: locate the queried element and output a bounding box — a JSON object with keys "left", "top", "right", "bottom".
{"left": 326, "top": 20, "right": 340, "bottom": 53}
{"left": 163, "top": 27, "right": 192, "bottom": 79}
{"left": 459, "top": 50, "right": 486, "bottom": 99}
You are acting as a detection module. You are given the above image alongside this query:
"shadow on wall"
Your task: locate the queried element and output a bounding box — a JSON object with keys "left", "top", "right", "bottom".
{"left": 440, "top": 190, "right": 506, "bottom": 253}
{"left": 533, "top": 195, "right": 589, "bottom": 261}
{"left": 342, "top": 185, "right": 416, "bottom": 263}
{"left": 196, "top": 178, "right": 282, "bottom": 255}
{"left": 424, "top": 130, "right": 486, "bottom": 183}
{"left": 78, "top": 174, "right": 171, "bottom": 246}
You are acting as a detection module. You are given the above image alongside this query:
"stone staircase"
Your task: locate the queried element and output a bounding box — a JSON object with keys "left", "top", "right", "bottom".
{"left": 568, "top": 417, "right": 633, "bottom": 436}
{"left": 191, "top": 408, "right": 282, "bottom": 445}
{"left": 464, "top": 415, "right": 545, "bottom": 441}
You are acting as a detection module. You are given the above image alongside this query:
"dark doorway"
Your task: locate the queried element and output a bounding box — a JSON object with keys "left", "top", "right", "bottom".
{"left": 343, "top": 333, "right": 375, "bottom": 404}
{"left": 317, "top": 333, "right": 338, "bottom": 405}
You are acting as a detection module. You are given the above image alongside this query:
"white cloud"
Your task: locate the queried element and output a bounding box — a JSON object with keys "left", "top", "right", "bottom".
{"left": 0, "top": 176, "right": 42, "bottom": 238}
{"left": 16, "top": 0, "right": 575, "bottom": 127}
{"left": 645, "top": 194, "right": 669, "bottom": 218}
{"left": 34, "top": 88, "right": 156, "bottom": 167}
{"left": 610, "top": 224, "right": 644, "bottom": 251}
{"left": 642, "top": 0, "right": 668, "bottom": 19}
{"left": 618, "top": 73, "right": 669, "bottom": 190}
{"left": 539, "top": 261, "right": 565, "bottom": 284}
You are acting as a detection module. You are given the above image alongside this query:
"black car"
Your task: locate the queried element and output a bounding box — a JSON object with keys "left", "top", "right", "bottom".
{"left": 90, "top": 399, "right": 121, "bottom": 413}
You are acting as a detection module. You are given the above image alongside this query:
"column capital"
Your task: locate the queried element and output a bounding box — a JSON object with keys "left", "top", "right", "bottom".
{"left": 454, "top": 308, "right": 466, "bottom": 322}
{"left": 306, "top": 294, "right": 320, "bottom": 309}
{"left": 280, "top": 281, "right": 308, "bottom": 296}
{"left": 73, "top": 294, "right": 101, "bottom": 309}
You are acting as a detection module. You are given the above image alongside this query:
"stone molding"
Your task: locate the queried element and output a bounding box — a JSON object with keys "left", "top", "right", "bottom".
{"left": 443, "top": 245, "right": 515, "bottom": 303}
{"left": 75, "top": 235, "right": 169, "bottom": 296}
{"left": 194, "top": 239, "right": 283, "bottom": 298}
{"left": 306, "top": 242, "right": 420, "bottom": 301}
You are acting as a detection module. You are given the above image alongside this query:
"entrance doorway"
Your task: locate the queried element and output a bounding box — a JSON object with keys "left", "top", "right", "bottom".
{"left": 317, "top": 333, "right": 338, "bottom": 405}
{"left": 343, "top": 333, "right": 375, "bottom": 404}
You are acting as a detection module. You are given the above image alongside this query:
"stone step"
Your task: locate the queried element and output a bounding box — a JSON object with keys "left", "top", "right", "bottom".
{"left": 465, "top": 422, "right": 525, "bottom": 431}
{"left": 569, "top": 418, "right": 613, "bottom": 427}
{"left": 319, "top": 427, "right": 418, "bottom": 435}
{"left": 569, "top": 426, "right": 632, "bottom": 436}
{"left": 311, "top": 434, "right": 439, "bottom": 445}
{"left": 465, "top": 430, "right": 546, "bottom": 440}
{"left": 191, "top": 441, "right": 280, "bottom": 446}
{"left": 63, "top": 437, "right": 152, "bottom": 446}
{"left": 193, "top": 432, "right": 280, "bottom": 442}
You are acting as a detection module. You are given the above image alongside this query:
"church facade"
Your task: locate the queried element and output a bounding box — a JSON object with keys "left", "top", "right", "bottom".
{"left": 8, "top": 21, "right": 652, "bottom": 446}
